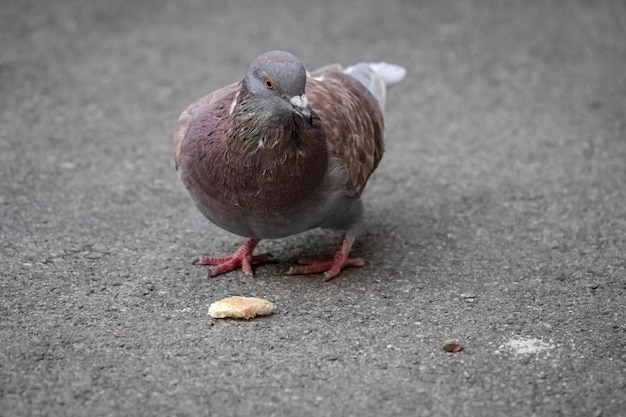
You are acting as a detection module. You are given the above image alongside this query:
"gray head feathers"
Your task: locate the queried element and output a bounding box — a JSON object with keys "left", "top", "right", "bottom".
{"left": 241, "top": 50, "right": 310, "bottom": 123}
{"left": 244, "top": 51, "right": 306, "bottom": 97}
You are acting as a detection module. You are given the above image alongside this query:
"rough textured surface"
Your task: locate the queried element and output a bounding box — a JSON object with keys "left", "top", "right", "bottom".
{"left": 1, "top": 1, "right": 624, "bottom": 416}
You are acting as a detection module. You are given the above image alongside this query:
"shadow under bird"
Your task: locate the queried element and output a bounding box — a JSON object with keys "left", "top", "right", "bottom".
{"left": 173, "top": 50, "right": 406, "bottom": 281}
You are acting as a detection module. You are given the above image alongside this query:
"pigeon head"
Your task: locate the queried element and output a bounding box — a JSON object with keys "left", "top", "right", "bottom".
{"left": 241, "top": 51, "right": 312, "bottom": 125}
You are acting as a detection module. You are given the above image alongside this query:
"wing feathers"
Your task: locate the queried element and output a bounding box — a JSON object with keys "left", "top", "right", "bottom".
{"left": 306, "top": 72, "right": 384, "bottom": 196}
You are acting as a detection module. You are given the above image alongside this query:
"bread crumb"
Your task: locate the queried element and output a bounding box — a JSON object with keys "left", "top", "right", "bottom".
{"left": 208, "top": 296, "right": 274, "bottom": 320}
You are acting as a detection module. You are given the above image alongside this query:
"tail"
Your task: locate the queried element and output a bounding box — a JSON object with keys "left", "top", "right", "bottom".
{"left": 343, "top": 62, "right": 407, "bottom": 110}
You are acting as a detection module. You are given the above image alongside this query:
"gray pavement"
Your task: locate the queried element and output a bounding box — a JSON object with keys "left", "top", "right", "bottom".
{"left": 1, "top": 0, "right": 625, "bottom": 416}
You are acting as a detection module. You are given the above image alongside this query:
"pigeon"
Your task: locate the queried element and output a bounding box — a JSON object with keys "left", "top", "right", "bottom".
{"left": 173, "top": 50, "right": 406, "bottom": 281}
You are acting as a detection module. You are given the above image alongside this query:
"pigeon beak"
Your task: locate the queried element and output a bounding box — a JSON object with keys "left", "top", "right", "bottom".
{"left": 290, "top": 94, "right": 312, "bottom": 126}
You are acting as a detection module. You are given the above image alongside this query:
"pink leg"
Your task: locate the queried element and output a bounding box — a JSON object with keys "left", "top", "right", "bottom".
{"left": 286, "top": 233, "right": 364, "bottom": 281}
{"left": 194, "top": 238, "right": 270, "bottom": 277}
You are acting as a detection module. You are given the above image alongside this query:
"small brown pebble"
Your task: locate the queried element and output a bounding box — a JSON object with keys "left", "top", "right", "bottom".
{"left": 443, "top": 341, "right": 464, "bottom": 353}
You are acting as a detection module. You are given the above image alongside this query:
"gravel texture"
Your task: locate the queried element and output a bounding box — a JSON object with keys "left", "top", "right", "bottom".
{"left": 1, "top": 1, "right": 625, "bottom": 416}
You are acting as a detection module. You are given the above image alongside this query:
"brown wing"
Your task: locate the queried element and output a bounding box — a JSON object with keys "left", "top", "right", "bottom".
{"left": 173, "top": 82, "right": 240, "bottom": 171}
{"left": 306, "top": 71, "right": 384, "bottom": 197}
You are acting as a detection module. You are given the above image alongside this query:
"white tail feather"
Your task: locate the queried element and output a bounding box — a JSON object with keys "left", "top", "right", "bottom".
{"left": 365, "top": 63, "right": 407, "bottom": 87}
{"left": 343, "top": 62, "right": 407, "bottom": 110}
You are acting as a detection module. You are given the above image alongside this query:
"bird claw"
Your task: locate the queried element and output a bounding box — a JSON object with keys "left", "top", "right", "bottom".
{"left": 197, "top": 253, "right": 271, "bottom": 277}
{"left": 286, "top": 256, "right": 365, "bottom": 281}
{"left": 193, "top": 239, "right": 270, "bottom": 277}
{"left": 286, "top": 233, "right": 363, "bottom": 281}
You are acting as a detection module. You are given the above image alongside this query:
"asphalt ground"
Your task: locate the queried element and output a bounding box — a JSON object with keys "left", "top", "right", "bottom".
{"left": 1, "top": 0, "right": 625, "bottom": 416}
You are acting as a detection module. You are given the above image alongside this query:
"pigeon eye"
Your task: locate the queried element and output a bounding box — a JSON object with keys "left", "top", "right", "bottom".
{"left": 262, "top": 77, "right": 275, "bottom": 90}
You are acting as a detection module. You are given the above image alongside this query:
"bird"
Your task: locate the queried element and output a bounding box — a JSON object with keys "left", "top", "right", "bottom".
{"left": 173, "top": 50, "right": 405, "bottom": 281}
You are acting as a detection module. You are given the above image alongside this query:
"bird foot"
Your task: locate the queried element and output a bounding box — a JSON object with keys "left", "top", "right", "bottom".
{"left": 286, "top": 256, "right": 364, "bottom": 281}
{"left": 285, "top": 233, "right": 363, "bottom": 281}
{"left": 194, "top": 238, "right": 270, "bottom": 277}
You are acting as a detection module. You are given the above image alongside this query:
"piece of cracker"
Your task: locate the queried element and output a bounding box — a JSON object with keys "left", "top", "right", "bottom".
{"left": 208, "top": 296, "right": 274, "bottom": 320}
